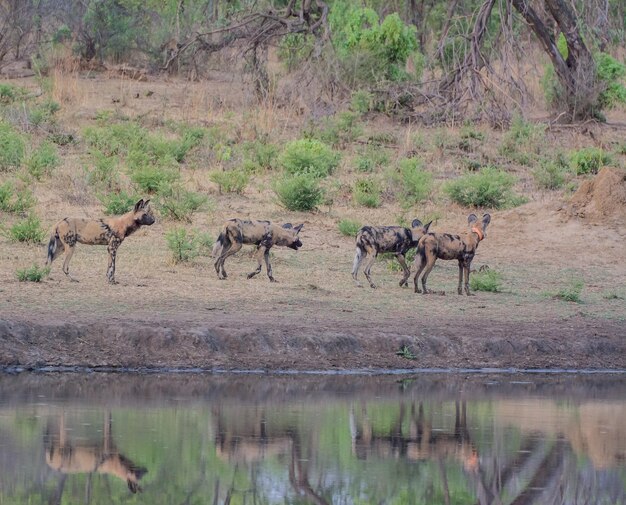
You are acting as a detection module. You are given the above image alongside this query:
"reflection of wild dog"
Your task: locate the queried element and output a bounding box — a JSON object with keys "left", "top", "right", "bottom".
{"left": 46, "top": 199, "right": 155, "bottom": 284}
{"left": 212, "top": 218, "right": 303, "bottom": 282}
{"left": 413, "top": 213, "right": 491, "bottom": 296}
{"left": 352, "top": 219, "right": 432, "bottom": 288}
{"left": 45, "top": 412, "right": 147, "bottom": 494}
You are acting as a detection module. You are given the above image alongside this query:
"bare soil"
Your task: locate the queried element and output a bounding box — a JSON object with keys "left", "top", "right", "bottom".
{"left": 0, "top": 73, "right": 625, "bottom": 371}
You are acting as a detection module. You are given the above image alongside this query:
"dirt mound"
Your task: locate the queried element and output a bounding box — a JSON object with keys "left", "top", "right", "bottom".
{"left": 568, "top": 167, "right": 626, "bottom": 222}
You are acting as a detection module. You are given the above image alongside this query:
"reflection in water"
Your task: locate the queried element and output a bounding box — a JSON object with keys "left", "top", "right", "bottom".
{"left": 0, "top": 373, "right": 624, "bottom": 504}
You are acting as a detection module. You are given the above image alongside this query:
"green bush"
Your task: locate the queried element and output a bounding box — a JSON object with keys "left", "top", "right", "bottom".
{"left": 569, "top": 147, "right": 611, "bottom": 175}
{"left": 26, "top": 141, "right": 60, "bottom": 180}
{"left": 157, "top": 183, "right": 209, "bottom": 222}
{"left": 16, "top": 264, "right": 50, "bottom": 282}
{"left": 87, "top": 151, "right": 120, "bottom": 191}
{"left": 353, "top": 178, "right": 381, "bottom": 208}
{"left": 209, "top": 169, "right": 250, "bottom": 194}
{"left": 351, "top": 90, "right": 374, "bottom": 114}
{"left": 338, "top": 219, "right": 361, "bottom": 237}
{"left": 499, "top": 115, "right": 545, "bottom": 159}
{"left": 279, "top": 139, "right": 339, "bottom": 178}
{"left": 131, "top": 166, "right": 179, "bottom": 193}
{"left": 242, "top": 139, "right": 278, "bottom": 172}
{"left": 28, "top": 100, "right": 61, "bottom": 127}
{"left": 0, "top": 83, "right": 27, "bottom": 103}
{"left": 596, "top": 52, "right": 626, "bottom": 110}
{"left": 533, "top": 156, "right": 568, "bottom": 190}
{"left": 387, "top": 158, "right": 433, "bottom": 206}
{"left": 317, "top": 112, "right": 363, "bottom": 147}
{"left": 165, "top": 227, "right": 214, "bottom": 264}
{"left": 99, "top": 191, "right": 137, "bottom": 215}
{"left": 354, "top": 145, "right": 390, "bottom": 173}
{"left": 273, "top": 173, "right": 324, "bottom": 211}
{"left": 444, "top": 167, "right": 519, "bottom": 209}
{"left": 0, "top": 182, "right": 35, "bottom": 214}
{"left": 553, "top": 279, "right": 584, "bottom": 303}
{"left": 470, "top": 268, "right": 502, "bottom": 292}
{"left": 277, "top": 33, "right": 314, "bottom": 72}
{"left": 0, "top": 122, "right": 25, "bottom": 171}
{"left": 7, "top": 215, "right": 46, "bottom": 243}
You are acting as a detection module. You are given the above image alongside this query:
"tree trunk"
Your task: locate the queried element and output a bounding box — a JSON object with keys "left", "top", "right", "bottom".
{"left": 510, "top": 0, "right": 597, "bottom": 120}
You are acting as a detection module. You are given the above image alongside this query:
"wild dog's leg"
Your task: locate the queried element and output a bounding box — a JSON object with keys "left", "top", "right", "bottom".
{"left": 216, "top": 240, "right": 242, "bottom": 279}
{"left": 362, "top": 250, "right": 378, "bottom": 289}
{"left": 457, "top": 259, "right": 464, "bottom": 295}
{"left": 396, "top": 253, "right": 411, "bottom": 287}
{"left": 413, "top": 249, "right": 426, "bottom": 293}
{"left": 106, "top": 238, "right": 121, "bottom": 284}
{"left": 263, "top": 247, "right": 276, "bottom": 282}
{"left": 420, "top": 253, "right": 438, "bottom": 295}
{"left": 61, "top": 244, "right": 78, "bottom": 282}
{"left": 246, "top": 246, "right": 265, "bottom": 279}
{"left": 352, "top": 247, "right": 365, "bottom": 286}
{"left": 463, "top": 260, "right": 473, "bottom": 296}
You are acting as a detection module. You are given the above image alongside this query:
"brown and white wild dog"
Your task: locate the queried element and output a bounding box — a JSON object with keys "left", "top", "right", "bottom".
{"left": 413, "top": 213, "right": 491, "bottom": 296}
{"left": 352, "top": 219, "right": 432, "bottom": 288}
{"left": 46, "top": 199, "right": 155, "bottom": 284}
{"left": 212, "top": 218, "right": 303, "bottom": 282}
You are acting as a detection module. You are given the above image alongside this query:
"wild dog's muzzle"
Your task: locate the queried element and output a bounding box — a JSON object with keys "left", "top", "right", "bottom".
{"left": 290, "top": 239, "right": 303, "bottom": 250}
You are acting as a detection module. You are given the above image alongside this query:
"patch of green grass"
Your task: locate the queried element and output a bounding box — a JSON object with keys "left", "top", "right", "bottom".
{"left": 242, "top": 139, "right": 278, "bottom": 172}
{"left": 131, "top": 166, "right": 179, "bottom": 193}
{"left": 354, "top": 145, "right": 390, "bottom": 173}
{"left": 532, "top": 154, "right": 569, "bottom": 190}
{"left": 0, "top": 83, "right": 27, "bottom": 103}
{"left": 603, "top": 292, "right": 624, "bottom": 300}
{"left": 353, "top": 178, "right": 381, "bottom": 208}
{"left": 87, "top": 151, "right": 121, "bottom": 191}
{"left": 569, "top": 147, "right": 612, "bottom": 175}
{"left": 0, "top": 181, "right": 35, "bottom": 214}
{"left": 26, "top": 141, "right": 60, "bottom": 180}
{"left": 0, "top": 121, "right": 25, "bottom": 171}
{"left": 157, "top": 183, "right": 209, "bottom": 222}
{"left": 444, "top": 166, "right": 521, "bottom": 209}
{"left": 273, "top": 173, "right": 324, "bottom": 211}
{"left": 316, "top": 111, "right": 363, "bottom": 147}
{"left": 16, "top": 264, "right": 50, "bottom": 282}
{"left": 7, "top": 215, "right": 46, "bottom": 243}
{"left": 552, "top": 279, "right": 584, "bottom": 303}
{"left": 209, "top": 169, "right": 250, "bottom": 194}
{"left": 165, "top": 227, "right": 214, "bottom": 264}
{"left": 395, "top": 345, "right": 416, "bottom": 360}
{"left": 470, "top": 268, "right": 502, "bottom": 292}
{"left": 387, "top": 158, "right": 433, "bottom": 207}
{"left": 279, "top": 138, "right": 340, "bottom": 178}
{"left": 99, "top": 191, "right": 137, "bottom": 215}
{"left": 338, "top": 219, "right": 361, "bottom": 237}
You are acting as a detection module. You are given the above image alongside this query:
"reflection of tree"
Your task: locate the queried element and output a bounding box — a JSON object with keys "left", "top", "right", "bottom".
{"left": 43, "top": 411, "right": 147, "bottom": 503}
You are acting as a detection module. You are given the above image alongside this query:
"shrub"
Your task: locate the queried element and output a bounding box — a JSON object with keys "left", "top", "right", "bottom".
{"left": 596, "top": 52, "right": 626, "bottom": 110}
{"left": 444, "top": 167, "right": 518, "bottom": 209}
{"left": 16, "top": 264, "right": 50, "bottom": 282}
{"left": 273, "top": 173, "right": 323, "bottom": 211}
{"left": 87, "top": 151, "right": 120, "bottom": 191}
{"left": 533, "top": 156, "right": 568, "bottom": 190}
{"left": 8, "top": 215, "right": 46, "bottom": 243}
{"left": 470, "top": 268, "right": 502, "bottom": 292}
{"left": 99, "top": 191, "right": 137, "bottom": 215}
{"left": 0, "top": 182, "right": 35, "bottom": 214}
{"left": 157, "top": 184, "right": 209, "bottom": 222}
{"left": 317, "top": 112, "right": 363, "bottom": 147}
{"left": 277, "top": 33, "right": 314, "bottom": 72}
{"left": 351, "top": 90, "right": 374, "bottom": 114}
{"left": 338, "top": 219, "right": 361, "bottom": 237}
{"left": 354, "top": 145, "right": 390, "bottom": 173}
{"left": 499, "top": 115, "right": 545, "bottom": 160}
{"left": 279, "top": 139, "right": 340, "bottom": 178}
{"left": 209, "top": 169, "right": 250, "bottom": 194}
{"left": 165, "top": 227, "right": 214, "bottom": 264}
{"left": 553, "top": 279, "right": 584, "bottom": 303}
{"left": 397, "top": 158, "right": 433, "bottom": 204}
{"left": 353, "top": 178, "right": 381, "bottom": 208}
{"left": 26, "top": 141, "right": 60, "bottom": 180}
{"left": 0, "top": 121, "right": 25, "bottom": 171}
{"left": 569, "top": 147, "right": 611, "bottom": 175}
{"left": 131, "top": 166, "right": 179, "bottom": 193}
{"left": 0, "top": 83, "right": 26, "bottom": 103}
{"left": 242, "top": 139, "right": 278, "bottom": 172}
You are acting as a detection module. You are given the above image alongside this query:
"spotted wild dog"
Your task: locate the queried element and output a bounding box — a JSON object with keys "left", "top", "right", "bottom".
{"left": 45, "top": 199, "right": 155, "bottom": 284}
{"left": 45, "top": 412, "right": 147, "bottom": 494}
{"left": 352, "top": 219, "right": 432, "bottom": 288}
{"left": 212, "top": 218, "right": 303, "bottom": 282}
{"left": 413, "top": 213, "right": 491, "bottom": 296}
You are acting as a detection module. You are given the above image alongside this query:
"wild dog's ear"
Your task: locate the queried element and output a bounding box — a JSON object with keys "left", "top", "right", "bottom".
{"left": 143, "top": 199, "right": 150, "bottom": 207}
{"left": 134, "top": 199, "right": 145, "bottom": 212}
{"left": 293, "top": 224, "right": 303, "bottom": 234}
{"left": 282, "top": 223, "right": 293, "bottom": 229}
{"left": 468, "top": 213, "right": 478, "bottom": 225}
{"left": 424, "top": 220, "right": 432, "bottom": 232}
{"left": 411, "top": 218, "right": 423, "bottom": 228}
{"left": 481, "top": 213, "right": 491, "bottom": 234}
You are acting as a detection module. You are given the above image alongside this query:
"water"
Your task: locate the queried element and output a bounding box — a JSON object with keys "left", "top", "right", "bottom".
{"left": 0, "top": 372, "right": 624, "bottom": 505}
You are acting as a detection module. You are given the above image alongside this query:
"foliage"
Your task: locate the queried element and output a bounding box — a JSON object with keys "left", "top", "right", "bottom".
{"left": 165, "top": 227, "right": 213, "bottom": 264}
{"left": 0, "top": 84, "right": 28, "bottom": 104}
{"left": 273, "top": 173, "right": 323, "bottom": 211}
{"left": 353, "top": 178, "right": 381, "bottom": 208}
{"left": 338, "top": 219, "right": 361, "bottom": 237}
{"left": 131, "top": 166, "right": 179, "bottom": 193}
{"left": 470, "top": 268, "right": 502, "bottom": 292}
{"left": 7, "top": 215, "right": 46, "bottom": 243}
{"left": 595, "top": 52, "right": 626, "bottom": 110}
{"left": 388, "top": 158, "right": 433, "bottom": 206}
{"left": 569, "top": 147, "right": 611, "bottom": 175}
{"left": 316, "top": 112, "right": 363, "bottom": 147}
{"left": 350, "top": 90, "right": 374, "bottom": 114}
{"left": 277, "top": 33, "right": 314, "bottom": 72}
{"left": 0, "top": 121, "right": 25, "bottom": 171}
{"left": 16, "top": 264, "right": 50, "bottom": 282}
{"left": 444, "top": 167, "right": 519, "bottom": 209}
{"left": 354, "top": 145, "right": 390, "bottom": 172}
{"left": 242, "top": 139, "right": 278, "bottom": 172}
{"left": 532, "top": 154, "right": 569, "bottom": 190}
{"left": 0, "top": 182, "right": 35, "bottom": 214}
{"left": 279, "top": 139, "right": 339, "bottom": 178}
{"left": 157, "top": 183, "right": 209, "bottom": 222}
{"left": 209, "top": 169, "right": 250, "bottom": 194}
{"left": 499, "top": 115, "right": 545, "bottom": 161}
{"left": 99, "top": 191, "right": 137, "bottom": 215}
{"left": 26, "top": 141, "right": 60, "bottom": 180}
{"left": 553, "top": 279, "right": 584, "bottom": 303}
{"left": 395, "top": 344, "right": 416, "bottom": 360}
{"left": 87, "top": 150, "right": 121, "bottom": 191}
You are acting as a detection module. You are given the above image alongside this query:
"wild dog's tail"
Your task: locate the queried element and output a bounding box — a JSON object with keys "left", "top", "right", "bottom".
{"left": 46, "top": 227, "right": 62, "bottom": 265}
{"left": 211, "top": 231, "right": 226, "bottom": 258}
{"left": 352, "top": 231, "right": 365, "bottom": 279}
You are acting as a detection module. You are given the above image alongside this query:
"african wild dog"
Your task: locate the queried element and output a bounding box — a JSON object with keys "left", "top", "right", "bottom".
{"left": 212, "top": 218, "right": 303, "bottom": 282}
{"left": 45, "top": 199, "right": 155, "bottom": 284}
{"left": 413, "top": 213, "right": 491, "bottom": 296}
{"left": 352, "top": 219, "right": 432, "bottom": 288}
{"left": 45, "top": 412, "right": 147, "bottom": 494}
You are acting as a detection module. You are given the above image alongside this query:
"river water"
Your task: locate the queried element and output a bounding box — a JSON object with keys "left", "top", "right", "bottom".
{"left": 0, "top": 372, "right": 624, "bottom": 504}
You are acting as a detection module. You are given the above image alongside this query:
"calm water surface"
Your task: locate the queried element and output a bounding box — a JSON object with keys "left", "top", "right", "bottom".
{"left": 0, "top": 372, "right": 624, "bottom": 505}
